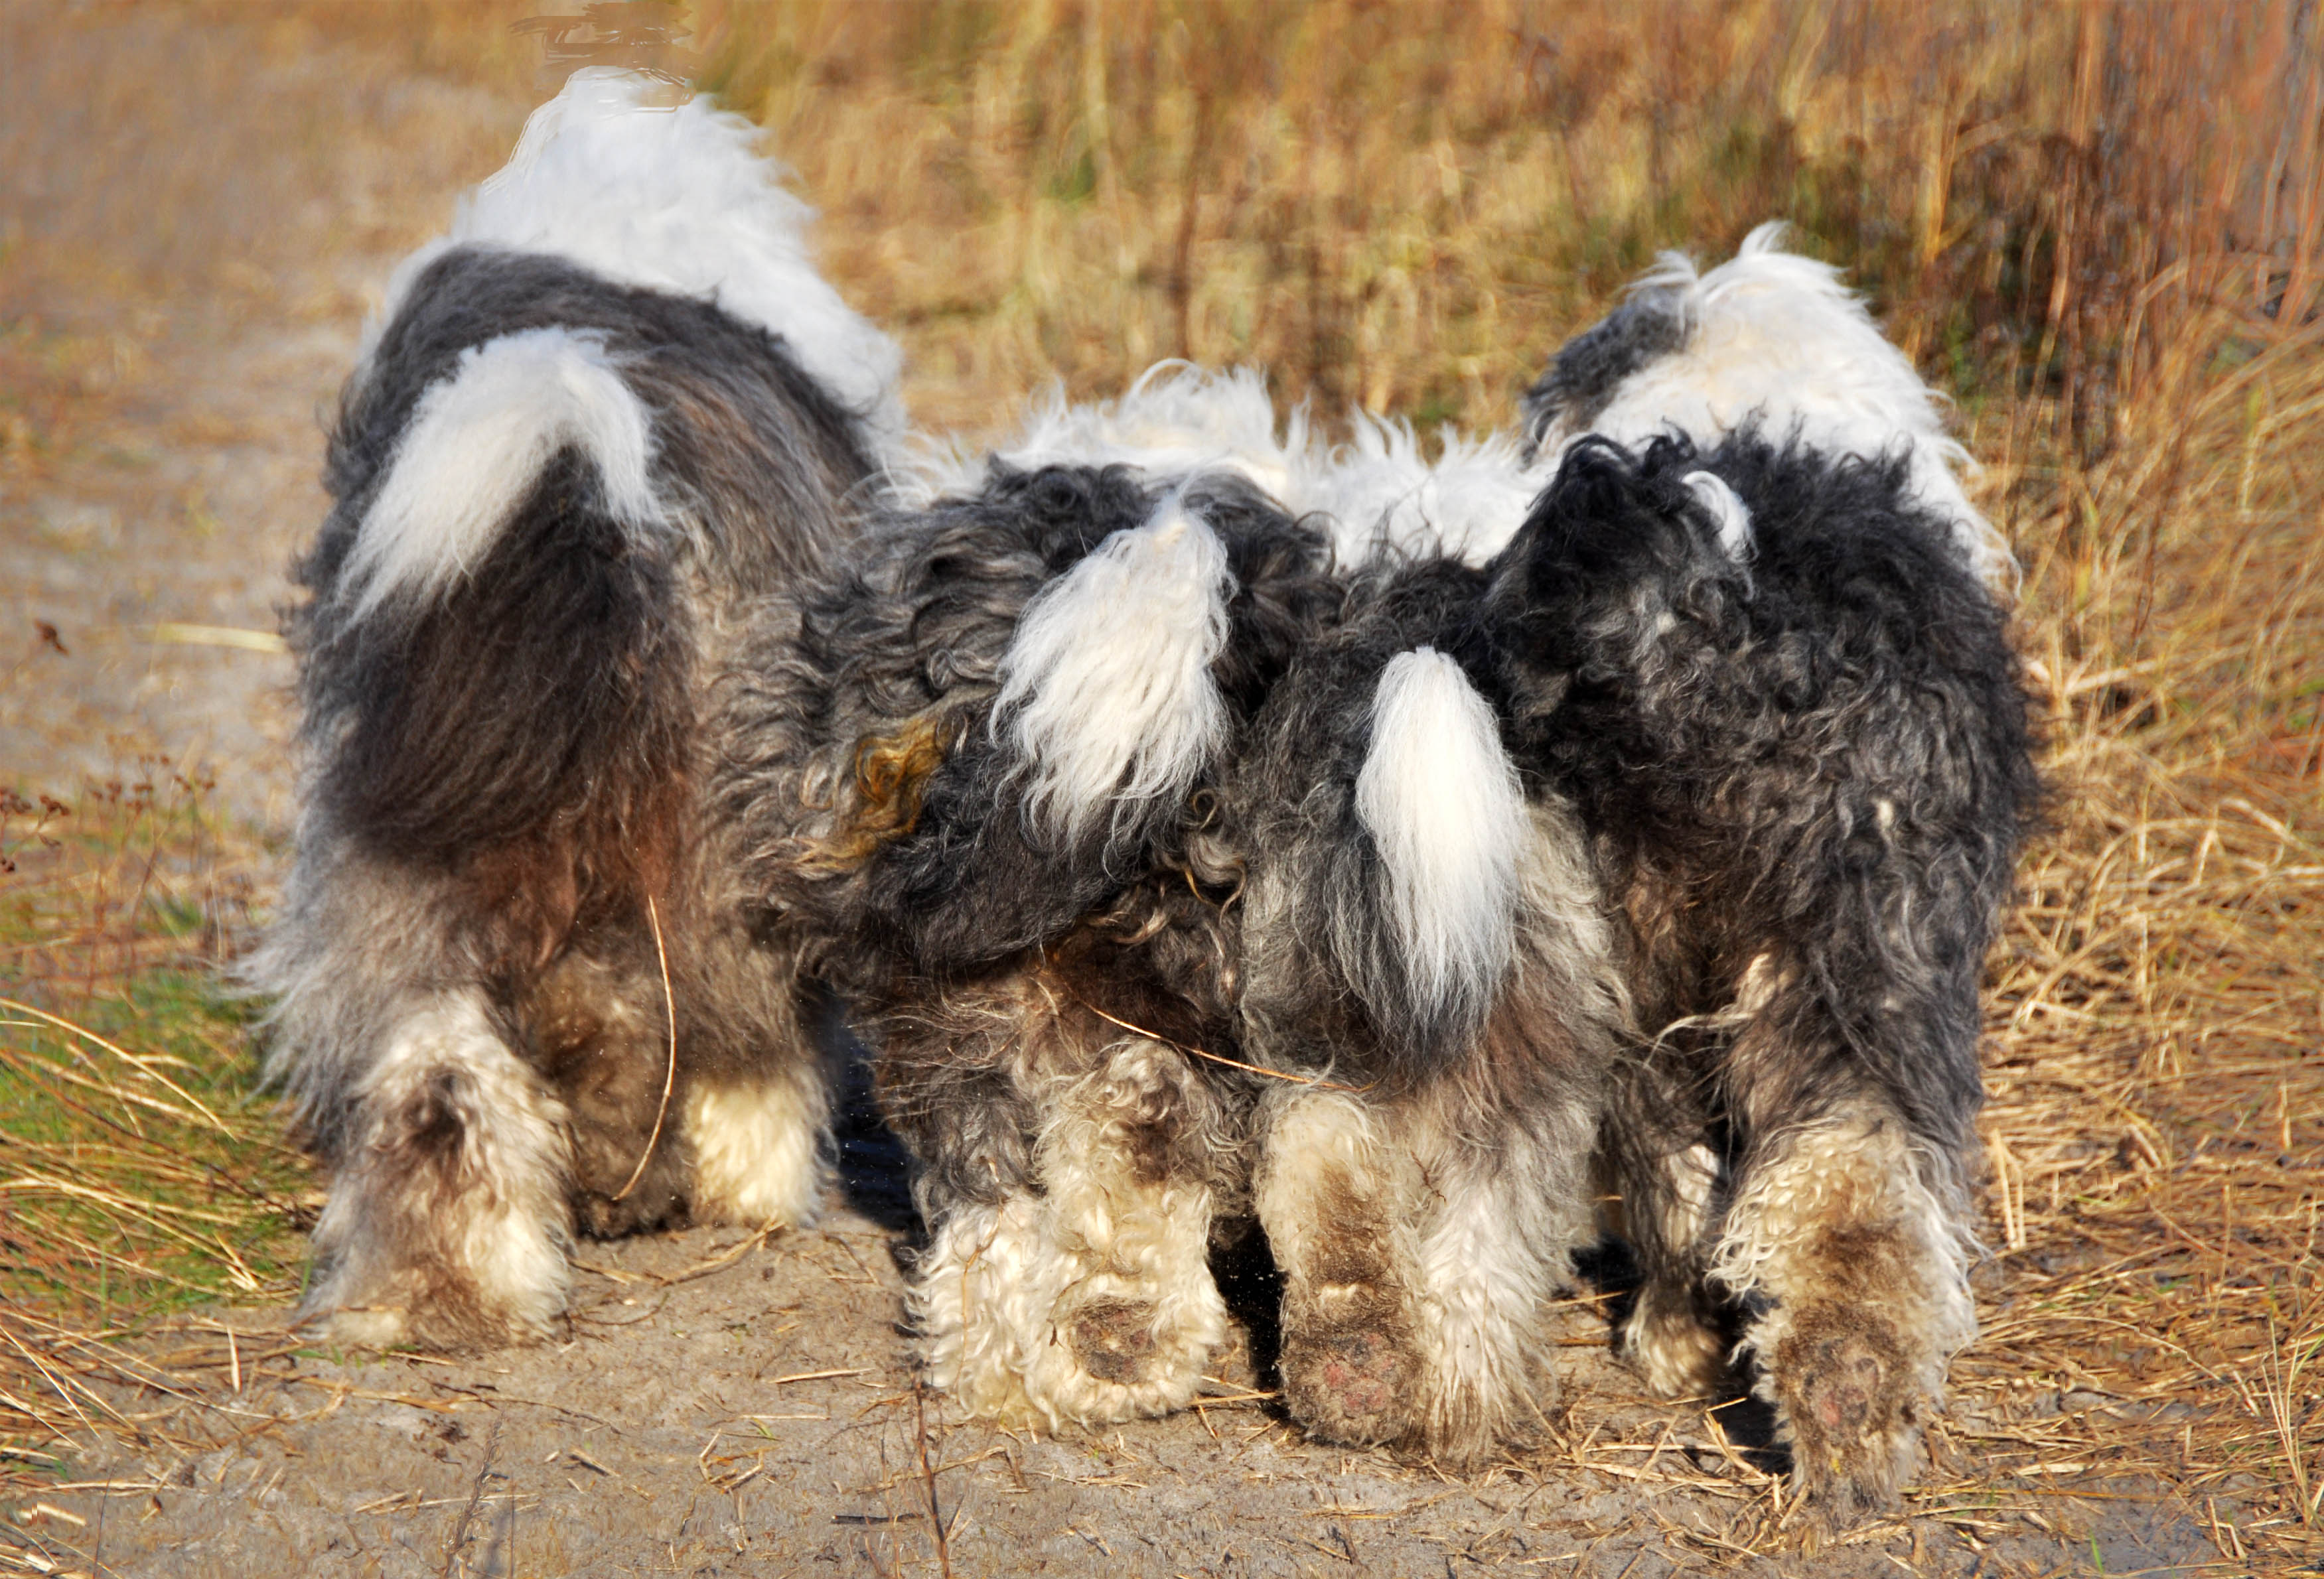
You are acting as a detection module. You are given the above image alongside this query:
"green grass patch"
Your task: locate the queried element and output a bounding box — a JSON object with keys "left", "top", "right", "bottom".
{"left": 1, "top": 770, "right": 311, "bottom": 1466}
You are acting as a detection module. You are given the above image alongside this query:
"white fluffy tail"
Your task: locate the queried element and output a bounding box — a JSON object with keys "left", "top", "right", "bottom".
{"left": 342, "top": 328, "right": 662, "bottom": 617}
{"left": 1354, "top": 648, "right": 1528, "bottom": 1026}
{"left": 371, "top": 70, "right": 904, "bottom": 450}
{"left": 995, "top": 496, "right": 1235, "bottom": 843}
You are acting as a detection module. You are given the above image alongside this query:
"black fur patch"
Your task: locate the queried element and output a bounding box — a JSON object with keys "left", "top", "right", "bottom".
{"left": 1487, "top": 431, "right": 2039, "bottom": 1156}
{"left": 1519, "top": 285, "right": 1690, "bottom": 448}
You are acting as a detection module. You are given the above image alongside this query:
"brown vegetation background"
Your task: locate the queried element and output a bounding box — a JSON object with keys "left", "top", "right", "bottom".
{"left": 3, "top": 1, "right": 2319, "bottom": 1568}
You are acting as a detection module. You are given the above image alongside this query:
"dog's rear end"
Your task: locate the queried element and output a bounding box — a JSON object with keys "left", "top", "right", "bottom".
{"left": 719, "top": 454, "right": 1339, "bottom": 1430}
{"left": 250, "top": 74, "right": 898, "bottom": 1348}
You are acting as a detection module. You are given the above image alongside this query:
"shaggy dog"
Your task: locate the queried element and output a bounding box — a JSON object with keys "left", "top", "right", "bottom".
{"left": 713, "top": 450, "right": 1340, "bottom": 1432}
{"left": 1221, "top": 568, "right": 1625, "bottom": 1467}
{"left": 1502, "top": 230, "right": 2039, "bottom": 1519}
{"left": 1485, "top": 431, "right": 2037, "bottom": 1521}
{"left": 251, "top": 72, "right": 909, "bottom": 1348}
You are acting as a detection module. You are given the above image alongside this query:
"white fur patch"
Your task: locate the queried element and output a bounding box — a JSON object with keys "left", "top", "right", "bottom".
{"left": 683, "top": 1071, "right": 826, "bottom": 1229}
{"left": 344, "top": 328, "right": 661, "bottom": 616}
{"left": 1548, "top": 222, "right": 2013, "bottom": 592}
{"left": 1305, "top": 413, "right": 1548, "bottom": 567}
{"left": 1354, "top": 649, "right": 1528, "bottom": 1019}
{"left": 904, "top": 363, "right": 1301, "bottom": 508}
{"left": 370, "top": 70, "right": 905, "bottom": 450}
{"left": 911, "top": 1038, "right": 1226, "bottom": 1430}
{"left": 995, "top": 496, "right": 1234, "bottom": 842}
{"left": 904, "top": 362, "right": 1548, "bottom": 569}
{"left": 1683, "top": 469, "right": 1754, "bottom": 560}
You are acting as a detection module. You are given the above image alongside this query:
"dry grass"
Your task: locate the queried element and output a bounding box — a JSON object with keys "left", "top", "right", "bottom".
{"left": 0, "top": 766, "right": 315, "bottom": 1492}
{"left": 3, "top": 1, "right": 2319, "bottom": 1564}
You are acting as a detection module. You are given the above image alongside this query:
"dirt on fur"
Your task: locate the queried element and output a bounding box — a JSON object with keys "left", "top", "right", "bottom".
{"left": 0, "top": 11, "right": 2239, "bottom": 1578}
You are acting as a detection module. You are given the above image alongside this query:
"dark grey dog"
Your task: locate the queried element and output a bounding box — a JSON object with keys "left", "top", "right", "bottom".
{"left": 250, "top": 74, "right": 910, "bottom": 1348}
{"left": 716, "top": 461, "right": 1338, "bottom": 1429}
{"left": 1485, "top": 430, "right": 2038, "bottom": 1519}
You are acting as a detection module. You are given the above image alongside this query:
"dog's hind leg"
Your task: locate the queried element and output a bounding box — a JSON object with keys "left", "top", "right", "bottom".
{"left": 1709, "top": 1089, "right": 1974, "bottom": 1524}
{"left": 1256, "top": 1088, "right": 1429, "bottom": 1453}
{"left": 302, "top": 989, "right": 573, "bottom": 1350}
{"left": 1404, "top": 1117, "right": 1581, "bottom": 1467}
{"left": 1261, "top": 1080, "right": 1590, "bottom": 1469}
{"left": 910, "top": 1031, "right": 1228, "bottom": 1430}
{"left": 1611, "top": 1137, "right": 1728, "bottom": 1399}
{"left": 1598, "top": 1049, "right": 1729, "bottom": 1400}
{"left": 682, "top": 1057, "right": 830, "bottom": 1232}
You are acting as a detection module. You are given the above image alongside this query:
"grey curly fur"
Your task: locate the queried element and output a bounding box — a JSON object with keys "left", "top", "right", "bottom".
{"left": 1486, "top": 430, "right": 2039, "bottom": 1520}
{"left": 249, "top": 246, "right": 895, "bottom": 1349}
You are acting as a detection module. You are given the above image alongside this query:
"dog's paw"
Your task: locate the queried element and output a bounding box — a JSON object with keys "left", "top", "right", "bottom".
{"left": 1065, "top": 1297, "right": 1162, "bottom": 1384}
{"left": 1621, "top": 1284, "right": 1729, "bottom": 1399}
{"left": 1279, "top": 1283, "right": 1421, "bottom": 1450}
{"left": 1774, "top": 1314, "right": 1919, "bottom": 1526}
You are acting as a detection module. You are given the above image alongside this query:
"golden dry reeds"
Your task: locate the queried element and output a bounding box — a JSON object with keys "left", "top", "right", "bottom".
{"left": 0, "top": 770, "right": 313, "bottom": 1489}
{"left": 2, "top": 0, "right": 2318, "bottom": 1562}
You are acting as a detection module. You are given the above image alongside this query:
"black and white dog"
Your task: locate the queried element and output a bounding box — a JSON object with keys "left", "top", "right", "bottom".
{"left": 1213, "top": 229, "right": 2035, "bottom": 1501}
{"left": 1510, "top": 228, "right": 2037, "bottom": 1518}
{"left": 717, "top": 445, "right": 1338, "bottom": 1430}
{"left": 252, "top": 72, "right": 908, "bottom": 1348}
{"left": 1487, "top": 429, "right": 2035, "bottom": 1519}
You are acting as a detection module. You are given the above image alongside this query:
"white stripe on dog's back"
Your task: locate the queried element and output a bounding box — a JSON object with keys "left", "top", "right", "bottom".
{"left": 1354, "top": 648, "right": 1527, "bottom": 1022}
{"left": 995, "top": 496, "right": 1234, "bottom": 843}
{"left": 343, "top": 327, "right": 662, "bottom": 617}
{"left": 1564, "top": 223, "right": 2011, "bottom": 591}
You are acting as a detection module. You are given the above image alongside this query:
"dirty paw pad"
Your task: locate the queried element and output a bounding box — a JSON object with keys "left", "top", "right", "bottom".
{"left": 1066, "top": 1298, "right": 1161, "bottom": 1384}
{"left": 1283, "top": 1319, "right": 1417, "bottom": 1446}
{"left": 1777, "top": 1320, "right": 1915, "bottom": 1522}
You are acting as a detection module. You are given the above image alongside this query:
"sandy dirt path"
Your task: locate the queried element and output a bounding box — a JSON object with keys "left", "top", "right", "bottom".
{"left": 0, "top": 13, "right": 2224, "bottom": 1578}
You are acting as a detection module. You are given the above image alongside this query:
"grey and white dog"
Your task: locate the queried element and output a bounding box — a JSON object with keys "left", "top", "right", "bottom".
{"left": 250, "top": 73, "right": 908, "bottom": 1349}
{"left": 1218, "top": 231, "right": 2037, "bottom": 1505}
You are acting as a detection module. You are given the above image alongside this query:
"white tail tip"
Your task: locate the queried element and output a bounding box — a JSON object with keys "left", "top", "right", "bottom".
{"left": 344, "top": 327, "right": 662, "bottom": 617}
{"left": 1354, "top": 648, "right": 1528, "bottom": 1022}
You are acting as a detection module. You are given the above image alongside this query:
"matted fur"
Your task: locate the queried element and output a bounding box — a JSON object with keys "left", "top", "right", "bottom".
{"left": 253, "top": 74, "right": 897, "bottom": 1347}
{"left": 1522, "top": 222, "right": 2013, "bottom": 590}
{"left": 1485, "top": 433, "right": 2038, "bottom": 1518}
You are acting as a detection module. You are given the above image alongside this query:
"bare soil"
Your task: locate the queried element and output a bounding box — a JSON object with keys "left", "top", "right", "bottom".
{"left": 0, "top": 13, "right": 2232, "bottom": 1578}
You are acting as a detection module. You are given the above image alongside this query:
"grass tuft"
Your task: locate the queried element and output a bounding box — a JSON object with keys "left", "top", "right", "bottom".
{"left": 0, "top": 768, "right": 314, "bottom": 1487}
